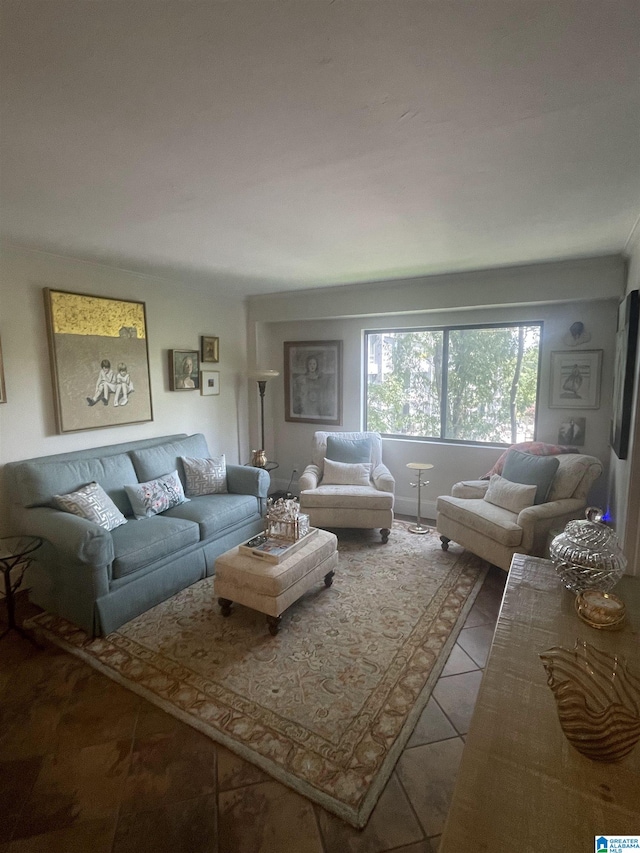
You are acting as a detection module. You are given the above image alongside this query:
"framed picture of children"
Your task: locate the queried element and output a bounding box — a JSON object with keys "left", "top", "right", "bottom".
{"left": 44, "top": 289, "right": 153, "bottom": 433}
{"left": 169, "top": 350, "right": 200, "bottom": 391}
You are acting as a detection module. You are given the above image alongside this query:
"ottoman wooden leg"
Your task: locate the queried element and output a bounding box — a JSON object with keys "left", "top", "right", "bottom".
{"left": 324, "top": 570, "right": 335, "bottom": 587}
{"left": 218, "top": 597, "right": 233, "bottom": 617}
{"left": 381, "top": 528, "right": 390, "bottom": 544}
{"left": 266, "top": 615, "right": 281, "bottom": 636}
{"left": 440, "top": 536, "right": 451, "bottom": 551}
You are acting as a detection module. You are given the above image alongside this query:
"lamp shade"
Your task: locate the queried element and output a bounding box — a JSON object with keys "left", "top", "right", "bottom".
{"left": 251, "top": 369, "right": 280, "bottom": 382}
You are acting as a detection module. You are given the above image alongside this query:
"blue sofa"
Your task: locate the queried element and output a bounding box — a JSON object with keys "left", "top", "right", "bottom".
{"left": 5, "top": 433, "right": 268, "bottom": 635}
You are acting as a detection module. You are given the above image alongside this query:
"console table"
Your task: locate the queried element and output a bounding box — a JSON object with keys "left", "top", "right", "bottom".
{"left": 440, "top": 553, "right": 640, "bottom": 852}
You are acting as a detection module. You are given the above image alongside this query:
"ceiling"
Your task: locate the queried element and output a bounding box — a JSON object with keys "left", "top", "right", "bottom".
{"left": 2, "top": 1, "right": 639, "bottom": 296}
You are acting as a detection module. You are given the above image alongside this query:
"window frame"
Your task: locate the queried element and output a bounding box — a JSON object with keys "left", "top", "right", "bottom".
{"left": 363, "top": 320, "right": 543, "bottom": 447}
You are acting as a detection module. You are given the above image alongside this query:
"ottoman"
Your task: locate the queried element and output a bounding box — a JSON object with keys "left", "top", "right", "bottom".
{"left": 214, "top": 529, "right": 338, "bottom": 635}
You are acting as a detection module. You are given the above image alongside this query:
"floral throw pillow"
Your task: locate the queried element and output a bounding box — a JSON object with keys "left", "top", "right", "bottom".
{"left": 124, "top": 470, "right": 189, "bottom": 519}
{"left": 53, "top": 481, "right": 127, "bottom": 531}
{"left": 181, "top": 455, "right": 227, "bottom": 496}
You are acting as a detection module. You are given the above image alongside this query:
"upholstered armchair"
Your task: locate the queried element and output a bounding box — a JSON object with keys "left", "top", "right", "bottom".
{"left": 298, "top": 431, "right": 395, "bottom": 542}
{"left": 436, "top": 450, "right": 603, "bottom": 571}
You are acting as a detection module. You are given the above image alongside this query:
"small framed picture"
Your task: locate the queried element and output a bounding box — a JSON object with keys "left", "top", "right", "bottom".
{"left": 549, "top": 350, "right": 602, "bottom": 409}
{"left": 201, "top": 336, "right": 219, "bottom": 363}
{"left": 201, "top": 370, "right": 220, "bottom": 396}
{"left": 0, "top": 337, "right": 6, "bottom": 403}
{"left": 169, "top": 350, "right": 199, "bottom": 391}
{"left": 558, "top": 416, "right": 586, "bottom": 447}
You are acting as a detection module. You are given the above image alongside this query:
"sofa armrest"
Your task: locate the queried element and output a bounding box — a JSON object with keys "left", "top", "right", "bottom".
{"left": 372, "top": 463, "right": 395, "bottom": 493}
{"left": 16, "top": 506, "right": 114, "bottom": 567}
{"left": 299, "top": 464, "right": 321, "bottom": 492}
{"left": 517, "top": 498, "right": 585, "bottom": 553}
{"left": 451, "top": 480, "right": 490, "bottom": 499}
{"left": 226, "top": 464, "right": 269, "bottom": 499}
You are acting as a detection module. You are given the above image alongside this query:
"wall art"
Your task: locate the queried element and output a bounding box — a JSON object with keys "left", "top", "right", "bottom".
{"left": 44, "top": 289, "right": 153, "bottom": 433}
{"left": 169, "top": 349, "right": 199, "bottom": 391}
{"left": 201, "top": 336, "right": 219, "bottom": 363}
{"left": 549, "top": 350, "right": 602, "bottom": 409}
{"left": 201, "top": 370, "right": 220, "bottom": 396}
{"left": 611, "top": 289, "right": 639, "bottom": 459}
{"left": 284, "top": 340, "right": 342, "bottom": 425}
{"left": 557, "top": 416, "right": 585, "bottom": 447}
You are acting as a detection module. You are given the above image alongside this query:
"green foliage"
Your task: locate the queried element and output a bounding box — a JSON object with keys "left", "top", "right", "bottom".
{"left": 366, "top": 325, "right": 540, "bottom": 443}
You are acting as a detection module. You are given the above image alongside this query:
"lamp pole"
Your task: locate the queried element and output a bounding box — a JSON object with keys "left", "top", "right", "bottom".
{"left": 257, "top": 379, "right": 267, "bottom": 450}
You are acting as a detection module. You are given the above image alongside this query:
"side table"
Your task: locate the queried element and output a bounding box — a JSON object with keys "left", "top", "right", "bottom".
{"left": 406, "top": 462, "right": 434, "bottom": 534}
{"left": 0, "top": 536, "right": 43, "bottom": 644}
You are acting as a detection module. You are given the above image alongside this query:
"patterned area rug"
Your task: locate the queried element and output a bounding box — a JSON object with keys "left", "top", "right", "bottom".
{"left": 27, "top": 521, "right": 487, "bottom": 828}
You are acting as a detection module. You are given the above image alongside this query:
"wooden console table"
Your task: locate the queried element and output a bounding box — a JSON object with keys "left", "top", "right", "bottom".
{"left": 440, "top": 553, "right": 640, "bottom": 852}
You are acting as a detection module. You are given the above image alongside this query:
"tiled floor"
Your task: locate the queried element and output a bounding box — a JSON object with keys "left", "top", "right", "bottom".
{"left": 0, "top": 533, "right": 506, "bottom": 853}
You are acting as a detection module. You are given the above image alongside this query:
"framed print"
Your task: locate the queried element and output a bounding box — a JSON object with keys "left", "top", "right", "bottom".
{"left": 0, "top": 337, "right": 6, "bottom": 403}
{"left": 201, "top": 335, "right": 219, "bottom": 363}
{"left": 557, "top": 416, "right": 585, "bottom": 447}
{"left": 611, "top": 289, "right": 639, "bottom": 459}
{"left": 284, "top": 340, "right": 342, "bottom": 425}
{"left": 549, "top": 350, "right": 602, "bottom": 409}
{"left": 44, "top": 289, "right": 153, "bottom": 433}
{"left": 169, "top": 350, "right": 199, "bottom": 390}
{"left": 201, "top": 370, "right": 220, "bottom": 396}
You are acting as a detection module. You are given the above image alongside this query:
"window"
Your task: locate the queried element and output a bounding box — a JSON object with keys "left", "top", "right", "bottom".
{"left": 365, "top": 322, "right": 542, "bottom": 445}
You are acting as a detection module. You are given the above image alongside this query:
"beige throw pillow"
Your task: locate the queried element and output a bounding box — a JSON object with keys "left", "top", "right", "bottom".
{"left": 322, "top": 458, "right": 372, "bottom": 486}
{"left": 483, "top": 474, "right": 537, "bottom": 514}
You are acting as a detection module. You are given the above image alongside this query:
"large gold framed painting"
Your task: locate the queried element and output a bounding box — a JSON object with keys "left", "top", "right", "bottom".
{"left": 44, "top": 289, "right": 153, "bottom": 433}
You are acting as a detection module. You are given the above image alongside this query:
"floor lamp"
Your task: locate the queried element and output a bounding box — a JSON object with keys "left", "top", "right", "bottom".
{"left": 251, "top": 370, "right": 279, "bottom": 466}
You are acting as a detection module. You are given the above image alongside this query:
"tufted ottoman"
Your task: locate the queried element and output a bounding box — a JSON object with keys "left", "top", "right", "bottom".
{"left": 214, "top": 529, "right": 338, "bottom": 635}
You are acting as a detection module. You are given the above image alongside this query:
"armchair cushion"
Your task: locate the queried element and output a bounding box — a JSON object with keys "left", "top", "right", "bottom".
{"left": 325, "top": 435, "right": 372, "bottom": 464}
{"left": 322, "top": 458, "right": 372, "bottom": 486}
{"left": 502, "top": 449, "right": 559, "bottom": 504}
{"left": 483, "top": 475, "right": 537, "bottom": 514}
{"left": 437, "top": 496, "right": 523, "bottom": 547}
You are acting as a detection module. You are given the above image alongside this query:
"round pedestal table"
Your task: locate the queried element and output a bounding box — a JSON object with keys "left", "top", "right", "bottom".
{"left": 406, "top": 463, "right": 434, "bottom": 534}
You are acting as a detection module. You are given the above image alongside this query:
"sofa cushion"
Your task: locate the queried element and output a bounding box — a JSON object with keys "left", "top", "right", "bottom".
{"left": 53, "top": 482, "right": 128, "bottom": 531}
{"left": 181, "top": 455, "right": 227, "bottom": 496}
{"left": 325, "top": 435, "right": 372, "bottom": 464}
{"left": 483, "top": 475, "right": 537, "bottom": 514}
{"left": 15, "top": 452, "right": 139, "bottom": 514}
{"left": 165, "top": 493, "right": 259, "bottom": 540}
{"left": 130, "top": 434, "right": 210, "bottom": 484}
{"left": 111, "top": 515, "right": 200, "bottom": 579}
{"left": 502, "top": 450, "right": 559, "bottom": 504}
{"left": 125, "top": 471, "right": 189, "bottom": 519}
{"left": 322, "top": 458, "right": 372, "bottom": 486}
{"left": 436, "top": 495, "right": 523, "bottom": 547}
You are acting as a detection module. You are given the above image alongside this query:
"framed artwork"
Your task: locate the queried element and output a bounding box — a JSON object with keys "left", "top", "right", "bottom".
{"left": 611, "top": 289, "right": 639, "bottom": 459}
{"left": 0, "top": 337, "right": 6, "bottom": 403}
{"left": 549, "top": 350, "right": 602, "bottom": 409}
{"left": 284, "top": 340, "right": 342, "bottom": 425}
{"left": 201, "top": 335, "right": 219, "bottom": 363}
{"left": 169, "top": 349, "right": 199, "bottom": 390}
{"left": 201, "top": 370, "right": 220, "bottom": 396}
{"left": 44, "top": 289, "right": 153, "bottom": 433}
{"left": 557, "top": 416, "right": 586, "bottom": 447}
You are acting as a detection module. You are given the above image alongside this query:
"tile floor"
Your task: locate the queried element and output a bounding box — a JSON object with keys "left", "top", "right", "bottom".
{"left": 0, "top": 534, "right": 506, "bottom": 853}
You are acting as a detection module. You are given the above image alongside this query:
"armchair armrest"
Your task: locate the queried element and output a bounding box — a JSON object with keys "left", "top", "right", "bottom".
{"left": 17, "top": 506, "right": 114, "bottom": 567}
{"left": 517, "top": 498, "right": 585, "bottom": 554}
{"left": 451, "top": 480, "right": 490, "bottom": 500}
{"left": 372, "top": 463, "right": 395, "bottom": 493}
{"left": 299, "top": 464, "right": 321, "bottom": 492}
{"left": 227, "top": 464, "right": 269, "bottom": 499}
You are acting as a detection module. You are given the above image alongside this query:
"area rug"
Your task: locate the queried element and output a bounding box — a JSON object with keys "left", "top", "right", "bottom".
{"left": 27, "top": 521, "right": 488, "bottom": 828}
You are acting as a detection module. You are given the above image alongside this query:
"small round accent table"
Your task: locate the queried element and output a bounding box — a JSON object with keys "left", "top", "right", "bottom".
{"left": 406, "top": 463, "right": 434, "bottom": 534}
{"left": 0, "top": 536, "right": 43, "bottom": 644}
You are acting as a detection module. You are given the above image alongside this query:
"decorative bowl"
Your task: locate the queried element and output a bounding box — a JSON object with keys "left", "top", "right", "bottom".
{"left": 575, "top": 590, "right": 626, "bottom": 630}
{"left": 550, "top": 507, "right": 627, "bottom": 594}
{"left": 540, "top": 640, "right": 640, "bottom": 762}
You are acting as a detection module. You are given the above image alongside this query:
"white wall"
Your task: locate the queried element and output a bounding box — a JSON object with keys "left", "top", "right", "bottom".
{"left": 0, "top": 245, "right": 251, "bottom": 534}
{"left": 248, "top": 256, "right": 626, "bottom": 525}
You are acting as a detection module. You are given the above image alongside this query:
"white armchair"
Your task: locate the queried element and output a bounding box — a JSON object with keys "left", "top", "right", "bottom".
{"left": 436, "top": 452, "right": 603, "bottom": 571}
{"left": 299, "top": 431, "right": 395, "bottom": 542}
